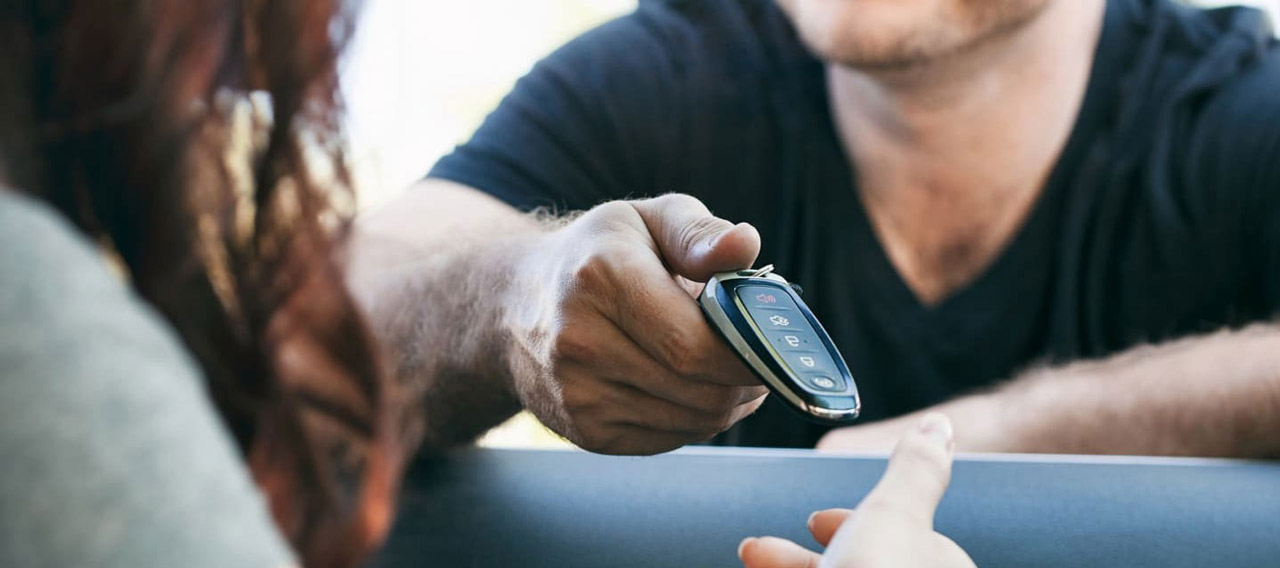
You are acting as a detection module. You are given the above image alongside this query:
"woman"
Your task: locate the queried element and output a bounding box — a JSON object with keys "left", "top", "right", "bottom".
{"left": 0, "top": 1, "right": 975, "bottom": 567}
{"left": 1, "top": 1, "right": 410, "bottom": 567}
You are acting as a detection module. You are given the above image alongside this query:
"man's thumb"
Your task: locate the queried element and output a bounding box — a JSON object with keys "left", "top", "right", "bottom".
{"left": 631, "top": 194, "right": 761, "bottom": 282}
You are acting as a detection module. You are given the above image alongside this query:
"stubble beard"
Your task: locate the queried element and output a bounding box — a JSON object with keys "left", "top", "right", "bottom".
{"left": 799, "top": 0, "right": 1054, "bottom": 72}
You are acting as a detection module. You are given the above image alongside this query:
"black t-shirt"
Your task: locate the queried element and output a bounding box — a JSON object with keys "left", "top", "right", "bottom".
{"left": 429, "top": 0, "right": 1280, "bottom": 448}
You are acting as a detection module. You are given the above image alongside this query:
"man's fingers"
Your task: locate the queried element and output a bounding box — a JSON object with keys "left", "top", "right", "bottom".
{"left": 857, "top": 413, "right": 956, "bottom": 528}
{"left": 596, "top": 252, "right": 760, "bottom": 387}
{"left": 582, "top": 422, "right": 712, "bottom": 456}
{"left": 598, "top": 380, "right": 760, "bottom": 438}
{"left": 560, "top": 314, "right": 767, "bottom": 412}
{"left": 806, "top": 509, "right": 854, "bottom": 547}
{"left": 631, "top": 194, "right": 761, "bottom": 282}
{"left": 738, "top": 537, "right": 821, "bottom": 568}
{"left": 566, "top": 197, "right": 759, "bottom": 387}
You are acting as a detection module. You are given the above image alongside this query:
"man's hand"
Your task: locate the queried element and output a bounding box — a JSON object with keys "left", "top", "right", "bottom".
{"left": 739, "top": 414, "right": 977, "bottom": 568}
{"left": 349, "top": 185, "right": 768, "bottom": 454}
{"left": 503, "top": 194, "right": 770, "bottom": 455}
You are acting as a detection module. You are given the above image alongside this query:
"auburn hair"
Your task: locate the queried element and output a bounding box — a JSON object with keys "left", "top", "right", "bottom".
{"left": 0, "top": 1, "right": 414, "bottom": 566}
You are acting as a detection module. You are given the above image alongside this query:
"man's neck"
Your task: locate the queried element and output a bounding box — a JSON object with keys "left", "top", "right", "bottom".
{"left": 828, "top": 0, "right": 1106, "bottom": 305}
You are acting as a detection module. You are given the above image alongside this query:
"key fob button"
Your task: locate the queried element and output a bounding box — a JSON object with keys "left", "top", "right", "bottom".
{"left": 738, "top": 286, "right": 798, "bottom": 311}
{"left": 803, "top": 374, "right": 846, "bottom": 393}
{"left": 755, "top": 311, "right": 805, "bottom": 331}
{"left": 738, "top": 286, "right": 809, "bottom": 331}
{"left": 765, "top": 331, "right": 817, "bottom": 351}
{"left": 783, "top": 350, "right": 837, "bottom": 375}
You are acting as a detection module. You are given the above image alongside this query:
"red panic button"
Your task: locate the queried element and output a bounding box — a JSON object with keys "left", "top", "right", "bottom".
{"left": 738, "top": 286, "right": 801, "bottom": 312}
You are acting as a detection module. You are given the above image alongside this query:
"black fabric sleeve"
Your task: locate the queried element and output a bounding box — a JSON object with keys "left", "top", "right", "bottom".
{"left": 428, "top": 7, "right": 689, "bottom": 213}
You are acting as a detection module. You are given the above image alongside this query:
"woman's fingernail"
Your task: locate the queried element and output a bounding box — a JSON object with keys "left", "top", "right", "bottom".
{"left": 738, "top": 537, "right": 757, "bottom": 559}
{"left": 918, "top": 413, "right": 953, "bottom": 447}
{"left": 807, "top": 511, "right": 818, "bottom": 531}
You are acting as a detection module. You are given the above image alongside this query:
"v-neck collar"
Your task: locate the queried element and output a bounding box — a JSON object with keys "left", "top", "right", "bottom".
{"left": 813, "top": 0, "right": 1140, "bottom": 334}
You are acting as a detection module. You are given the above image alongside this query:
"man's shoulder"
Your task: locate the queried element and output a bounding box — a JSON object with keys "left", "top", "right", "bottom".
{"left": 429, "top": 0, "right": 819, "bottom": 213}
{"left": 1112, "top": 0, "right": 1280, "bottom": 191}
{"left": 1149, "top": 0, "right": 1279, "bottom": 109}
{"left": 1180, "top": 35, "right": 1280, "bottom": 193}
{"left": 1178, "top": 47, "right": 1280, "bottom": 237}
{"left": 1196, "top": 41, "right": 1280, "bottom": 137}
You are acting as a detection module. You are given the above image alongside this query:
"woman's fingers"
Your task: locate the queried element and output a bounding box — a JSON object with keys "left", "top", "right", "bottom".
{"left": 856, "top": 413, "right": 956, "bottom": 529}
{"left": 807, "top": 509, "right": 854, "bottom": 547}
{"left": 739, "top": 536, "right": 822, "bottom": 568}
{"left": 743, "top": 414, "right": 969, "bottom": 568}
{"left": 808, "top": 414, "right": 956, "bottom": 547}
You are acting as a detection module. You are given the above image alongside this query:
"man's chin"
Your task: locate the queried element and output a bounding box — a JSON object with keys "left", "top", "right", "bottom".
{"left": 801, "top": 23, "right": 970, "bottom": 72}
{"left": 824, "top": 36, "right": 962, "bottom": 72}
{"left": 784, "top": 0, "right": 1052, "bottom": 72}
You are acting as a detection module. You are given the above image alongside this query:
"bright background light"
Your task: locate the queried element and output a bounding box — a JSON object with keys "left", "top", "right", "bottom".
{"left": 343, "top": 0, "right": 638, "bottom": 210}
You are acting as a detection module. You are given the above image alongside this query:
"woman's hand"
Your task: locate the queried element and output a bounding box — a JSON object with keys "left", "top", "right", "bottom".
{"left": 739, "top": 413, "right": 976, "bottom": 568}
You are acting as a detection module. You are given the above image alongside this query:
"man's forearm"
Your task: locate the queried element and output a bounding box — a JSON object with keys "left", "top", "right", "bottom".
{"left": 823, "top": 324, "right": 1280, "bottom": 458}
{"left": 978, "top": 324, "right": 1280, "bottom": 457}
{"left": 943, "top": 324, "right": 1280, "bottom": 457}
{"left": 346, "top": 181, "right": 543, "bottom": 452}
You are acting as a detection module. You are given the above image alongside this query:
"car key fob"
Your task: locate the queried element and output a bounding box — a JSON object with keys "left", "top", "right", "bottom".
{"left": 698, "top": 265, "right": 861, "bottom": 424}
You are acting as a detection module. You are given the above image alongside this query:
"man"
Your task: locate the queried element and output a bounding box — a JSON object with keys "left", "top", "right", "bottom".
{"left": 349, "top": 0, "right": 1280, "bottom": 456}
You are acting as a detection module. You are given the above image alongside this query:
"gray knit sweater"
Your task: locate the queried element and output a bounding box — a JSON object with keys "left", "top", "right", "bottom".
{"left": 0, "top": 190, "right": 294, "bottom": 567}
